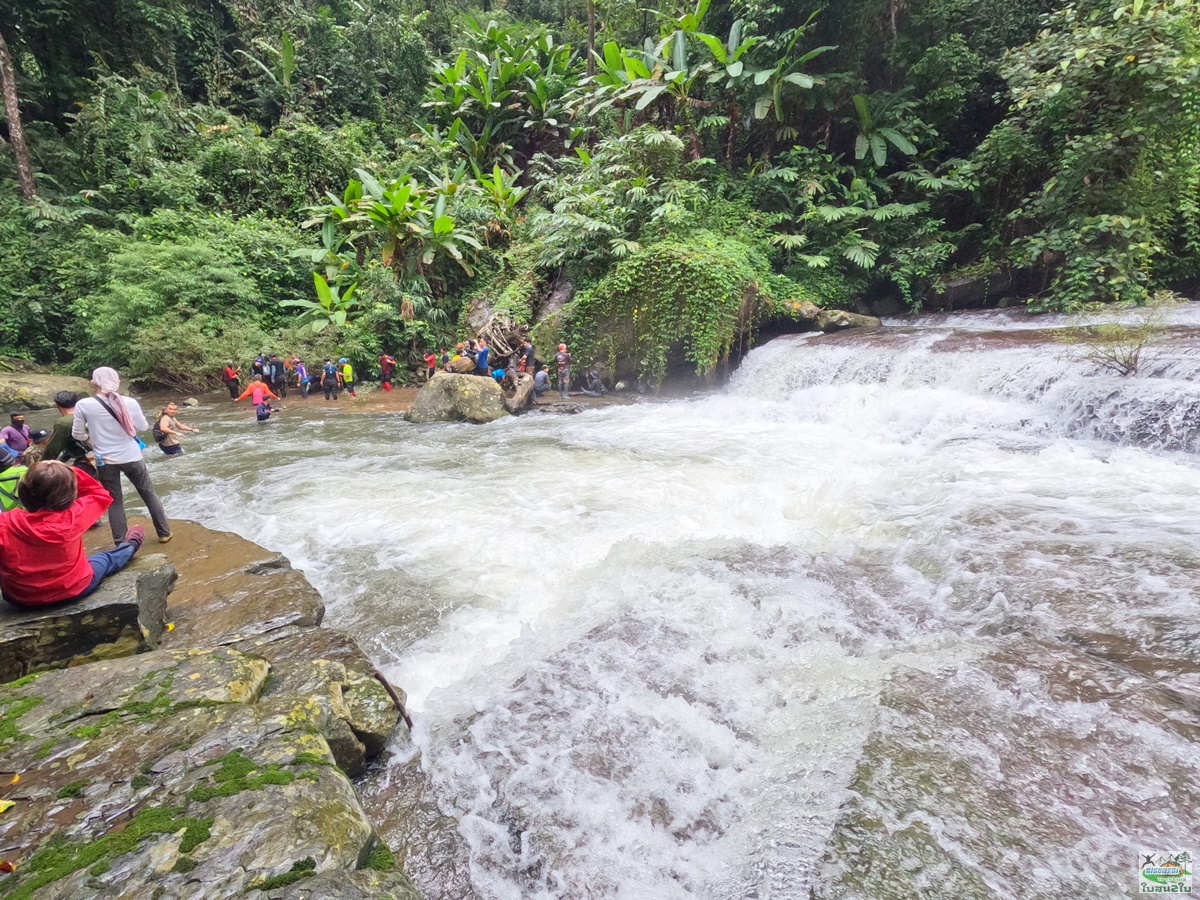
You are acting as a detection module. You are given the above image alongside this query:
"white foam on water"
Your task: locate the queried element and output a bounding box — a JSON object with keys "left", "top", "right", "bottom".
{"left": 157, "top": 308, "right": 1200, "bottom": 898}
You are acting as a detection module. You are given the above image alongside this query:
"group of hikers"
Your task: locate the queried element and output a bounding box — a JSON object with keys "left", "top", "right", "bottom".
{"left": 0, "top": 368, "right": 176, "bottom": 614}
{"left": 220, "top": 338, "right": 609, "bottom": 412}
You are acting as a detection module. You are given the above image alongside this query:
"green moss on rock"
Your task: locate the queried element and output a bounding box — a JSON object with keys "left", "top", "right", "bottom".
{"left": 6, "top": 806, "right": 215, "bottom": 900}
{"left": 247, "top": 856, "right": 316, "bottom": 892}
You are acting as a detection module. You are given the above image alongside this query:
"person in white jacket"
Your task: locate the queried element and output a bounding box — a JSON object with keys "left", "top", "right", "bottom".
{"left": 71, "top": 367, "right": 172, "bottom": 544}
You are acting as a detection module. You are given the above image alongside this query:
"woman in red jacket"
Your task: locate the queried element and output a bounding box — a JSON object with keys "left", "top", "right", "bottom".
{"left": 0, "top": 461, "right": 145, "bottom": 608}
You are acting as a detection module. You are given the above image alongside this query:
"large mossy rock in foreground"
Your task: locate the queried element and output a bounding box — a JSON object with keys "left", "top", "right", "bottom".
{"left": 0, "top": 642, "right": 414, "bottom": 899}
{"left": 0, "top": 371, "right": 94, "bottom": 412}
{"left": 406, "top": 372, "right": 508, "bottom": 424}
{"left": 0, "top": 555, "right": 176, "bottom": 682}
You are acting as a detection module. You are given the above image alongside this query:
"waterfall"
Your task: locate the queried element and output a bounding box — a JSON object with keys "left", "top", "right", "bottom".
{"left": 154, "top": 305, "right": 1200, "bottom": 899}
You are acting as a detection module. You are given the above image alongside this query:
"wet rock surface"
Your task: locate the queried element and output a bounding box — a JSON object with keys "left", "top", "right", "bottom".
{"left": 0, "top": 555, "right": 176, "bottom": 682}
{"left": 0, "top": 527, "right": 415, "bottom": 899}
{"left": 817, "top": 308, "right": 883, "bottom": 332}
{"left": 0, "top": 370, "right": 94, "bottom": 413}
{"left": 406, "top": 372, "right": 508, "bottom": 424}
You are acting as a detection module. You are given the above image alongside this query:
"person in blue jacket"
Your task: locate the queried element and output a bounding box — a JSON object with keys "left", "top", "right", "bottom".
{"left": 475, "top": 338, "right": 490, "bottom": 377}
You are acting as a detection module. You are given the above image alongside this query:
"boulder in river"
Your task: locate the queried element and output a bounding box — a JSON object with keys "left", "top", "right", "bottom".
{"left": 817, "top": 309, "right": 882, "bottom": 332}
{"left": 407, "top": 372, "right": 508, "bottom": 424}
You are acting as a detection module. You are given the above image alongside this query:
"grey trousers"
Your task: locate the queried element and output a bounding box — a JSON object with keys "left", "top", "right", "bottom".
{"left": 96, "top": 460, "right": 171, "bottom": 542}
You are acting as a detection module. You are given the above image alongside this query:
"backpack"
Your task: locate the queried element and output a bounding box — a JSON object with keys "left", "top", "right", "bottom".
{"left": 0, "top": 467, "right": 26, "bottom": 513}
{"left": 152, "top": 416, "right": 169, "bottom": 444}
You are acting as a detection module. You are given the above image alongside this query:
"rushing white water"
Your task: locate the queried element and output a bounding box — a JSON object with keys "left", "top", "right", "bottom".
{"left": 141, "top": 311, "right": 1200, "bottom": 898}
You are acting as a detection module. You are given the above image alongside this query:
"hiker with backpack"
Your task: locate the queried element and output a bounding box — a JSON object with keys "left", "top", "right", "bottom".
{"left": 71, "top": 367, "right": 173, "bottom": 545}
{"left": 0, "top": 445, "right": 27, "bottom": 513}
{"left": 320, "top": 357, "right": 339, "bottom": 400}
{"left": 155, "top": 402, "right": 200, "bottom": 457}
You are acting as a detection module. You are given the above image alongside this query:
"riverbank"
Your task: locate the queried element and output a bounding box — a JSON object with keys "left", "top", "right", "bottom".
{"left": 0, "top": 522, "right": 423, "bottom": 899}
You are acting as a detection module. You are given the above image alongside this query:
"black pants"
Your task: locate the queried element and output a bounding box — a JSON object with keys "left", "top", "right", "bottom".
{"left": 323, "top": 381, "right": 338, "bottom": 400}
{"left": 95, "top": 460, "right": 170, "bottom": 542}
{"left": 272, "top": 378, "right": 287, "bottom": 398}
{"left": 225, "top": 378, "right": 239, "bottom": 399}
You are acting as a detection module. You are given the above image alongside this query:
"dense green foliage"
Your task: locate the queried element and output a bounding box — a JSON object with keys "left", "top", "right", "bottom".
{"left": 2, "top": 0, "right": 1197, "bottom": 386}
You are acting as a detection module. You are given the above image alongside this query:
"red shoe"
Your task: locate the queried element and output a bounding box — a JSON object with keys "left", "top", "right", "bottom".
{"left": 123, "top": 525, "right": 146, "bottom": 549}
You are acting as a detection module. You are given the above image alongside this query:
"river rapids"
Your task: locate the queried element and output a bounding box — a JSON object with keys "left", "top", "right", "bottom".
{"left": 137, "top": 307, "right": 1200, "bottom": 898}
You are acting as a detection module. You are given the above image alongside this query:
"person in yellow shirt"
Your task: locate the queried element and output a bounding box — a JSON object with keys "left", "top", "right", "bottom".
{"left": 338, "top": 358, "right": 356, "bottom": 397}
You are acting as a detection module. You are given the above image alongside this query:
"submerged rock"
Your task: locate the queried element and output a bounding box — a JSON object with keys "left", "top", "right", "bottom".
{"left": 406, "top": 372, "right": 508, "bottom": 424}
{"left": 0, "top": 554, "right": 176, "bottom": 682}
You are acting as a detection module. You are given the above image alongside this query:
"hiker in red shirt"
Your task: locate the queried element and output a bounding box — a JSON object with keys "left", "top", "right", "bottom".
{"left": 379, "top": 352, "right": 396, "bottom": 392}
{"left": 0, "top": 461, "right": 145, "bottom": 608}
{"left": 223, "top": 362, "right": 241, "bottom": 400}
{"left": 423, "top": 350, "right": 437, "bottom": 381}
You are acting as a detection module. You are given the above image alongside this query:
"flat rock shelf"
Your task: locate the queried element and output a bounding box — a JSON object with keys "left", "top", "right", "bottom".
{"left": 0, "top": 525, "right": 421, "bottom": 900}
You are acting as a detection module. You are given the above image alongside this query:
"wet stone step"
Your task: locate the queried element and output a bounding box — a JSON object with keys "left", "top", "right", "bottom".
{"left": 0, "top": 555, "right": 175, "bottom": 682}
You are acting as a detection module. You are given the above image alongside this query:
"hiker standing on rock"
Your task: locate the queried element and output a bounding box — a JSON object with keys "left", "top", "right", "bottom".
{"left": 519, "top": 338, "right": 535, "bottom": 373}
{"left": 476, "top": 338, "right": 491, "bottom": 377}
{"left": 72, "top": 367, "right": 173, "bottom": 545}
{"left": 43, "top": 391, "right": 96, "bottom": 477}
{"left": 555, "top": 343, "right": 572, "bottom": 399}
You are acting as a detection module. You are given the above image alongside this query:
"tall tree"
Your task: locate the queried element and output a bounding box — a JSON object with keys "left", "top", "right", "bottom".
{"left": 0, "top": 26, "right": 35, "bottom": 200}
{"left": 587, "top": 0, "right": 596, "bottom": 77}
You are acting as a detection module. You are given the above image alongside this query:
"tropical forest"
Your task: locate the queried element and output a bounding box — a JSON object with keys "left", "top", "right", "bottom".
{"left": 1, "top": 0, "right": 1198, "bottom": 387}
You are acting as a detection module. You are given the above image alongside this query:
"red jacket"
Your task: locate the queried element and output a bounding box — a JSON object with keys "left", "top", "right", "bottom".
{"left": 0, "top": 468, "right": 113, "bottom": 606}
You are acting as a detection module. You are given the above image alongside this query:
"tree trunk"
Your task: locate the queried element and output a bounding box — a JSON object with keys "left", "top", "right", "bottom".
{"left": 587, "top": 0, "right": 596, "bottom": 78}
{"left": 0, "top": 27, "right": 35, "bottom": 200}
{"left": 504, "top": 372, "right": 535, "bottom": 414}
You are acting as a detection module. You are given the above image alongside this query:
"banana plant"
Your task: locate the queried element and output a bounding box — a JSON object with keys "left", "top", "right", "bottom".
{"left": 290, "top": 218, "right": 361, "bottom": 287}
{"left": 850, "top": 89, "right": 920, "bottom": 168}
{"left": 351, "top": 167, "right": 483, "bottom": 278}
{"left": 279, "top": 273, "right": 360, "bottom": 333}
{"left": 748, "top": 24, "right": 835, "bottom": 122}
{"left": 236, "top": 31, "right": 296, "bottom": 116}
{"left": 696, "top": 19, "right": 761, "bottom": 82}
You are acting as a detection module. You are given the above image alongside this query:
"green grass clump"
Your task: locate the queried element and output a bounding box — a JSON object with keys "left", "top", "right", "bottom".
{"left": 56, "top": 780, "right": 87, "bottom": 799}
{"left": 365, "top": 841, "right": 396, "bottom": 872}
{"left": 0, "top": 696, "right": 44, "bottom": 746}
{"left": 247, "top": 856, "right": 316, "bottom": 891}
{"left": 5, "top": 672, "right": 44, "bottom": 688}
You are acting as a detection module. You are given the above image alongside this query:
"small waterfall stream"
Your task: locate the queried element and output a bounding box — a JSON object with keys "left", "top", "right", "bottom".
{"left": 144, "top": 306, "right": 1200, "bottom": 898}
